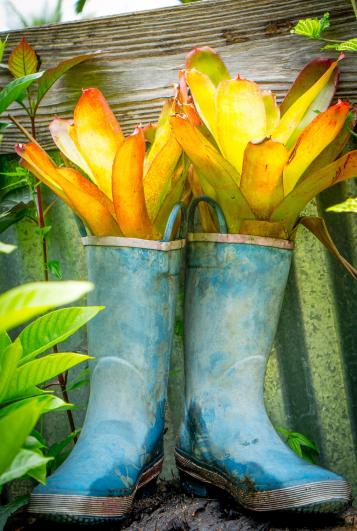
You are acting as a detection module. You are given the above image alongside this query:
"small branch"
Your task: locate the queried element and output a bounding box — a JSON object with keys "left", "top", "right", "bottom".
{"left": 7, "top": 114, "right": 39, "bottom": 145}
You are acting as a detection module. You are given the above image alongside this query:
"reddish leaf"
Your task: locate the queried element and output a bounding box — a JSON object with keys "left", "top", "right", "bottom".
{"left": 8, "top": 37, "right": 39, "bottom": 78}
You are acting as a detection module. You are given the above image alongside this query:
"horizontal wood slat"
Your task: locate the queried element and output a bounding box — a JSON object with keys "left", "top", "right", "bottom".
{"left": 0, "top": 0, "right": 356, "bottom": 153}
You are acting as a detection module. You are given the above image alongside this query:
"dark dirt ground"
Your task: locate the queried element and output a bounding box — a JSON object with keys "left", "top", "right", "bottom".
{"left": 5, "top": 481, "right": 357, "bottom": 531}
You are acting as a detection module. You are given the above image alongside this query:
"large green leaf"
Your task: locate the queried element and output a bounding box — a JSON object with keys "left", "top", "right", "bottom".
{"left": 4, "top": 352, "right": 91, "bottom": 402}
{"left": 0, "top": 340, "right": 22, "bottom": 403}
{"left": 0, "top": 281, "right": 93, "bottom": 332}
{"left": 0, "top": 394, "right": 55, "bottom": 475}
{"left": 35, "top": 52, "right": 100, "bottom": 109}
{"left": 19, "top": 306, "right": 103, "bottom": 365}
{"left": 0, "top": 448, "right": 52, "bottom": 486}
{"left": 0, "top": 394, "right": 69, "bottom": 419}
{"left": 0, "top": 72, "right": 42, "bottom": 114}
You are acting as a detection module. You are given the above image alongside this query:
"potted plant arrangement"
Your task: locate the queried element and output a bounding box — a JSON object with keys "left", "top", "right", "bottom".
{"left": 12, "top": 46, "right": 357, "bottom": 520}
{"left": 15, "top": 88, "right": 188, "bottom": 523}
{"left": 171, "top": 47, "right": 357, "bottom": 513}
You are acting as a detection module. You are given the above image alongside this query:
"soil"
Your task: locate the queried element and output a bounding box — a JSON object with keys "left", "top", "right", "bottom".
{"left": 5, "top": 481, "right": 357, "bottom": 531}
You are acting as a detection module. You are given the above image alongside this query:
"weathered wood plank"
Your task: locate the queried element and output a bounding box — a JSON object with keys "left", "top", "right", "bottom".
{"left": 0, "top": 0, "right": 355, "bottom": 153}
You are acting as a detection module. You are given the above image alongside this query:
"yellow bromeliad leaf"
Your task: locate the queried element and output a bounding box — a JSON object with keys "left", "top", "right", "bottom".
{"left": 240, "top": 139, "right": 288, "bottom": 219}
{"left": 272, "top": 58, "right": 340, "bottom": 146}
{"left": 185, "top": 46, "right": 231, "bottom": 87}
{"left": 112, "top": 129, "right": 155, "bottom": 239}
{"left": 216, "top": 79, "right": 266, "bottom": 177}
{"left": 188, "top": 166, "right": 218, "bottom": 232}
{"left": 144, "top": 134, "right": 182, "bottom": 222}
{"left": 186, "top": 69, "right": 217, "bottom": 138}
{"left": 49, "top": 118, "right": 95, "bottom": 182}
{"left": 262, "top": 91, "right": 280, "bottom": 136}
{"left": 144, "top": 99, "right": 175, "bottom": 173}
{"left": 271, "top": 150, "right": 357, "bottom": 231}
{"left": 283, "top": 100, "right": 350, "bottom": 195}
{"left": 15, "top": 143, "right": 121, "bottom": 237}
{"left": 15, "top": 143, "right": 66, "bottom": 201}
{"left": 73, "top": 88, "right": 124, "bottom": 200}
{"left": 170, "top": 115, "right": 255, "bottom": 232}
{"left": 154, "top": 156, "right": 189, "bottom": 236}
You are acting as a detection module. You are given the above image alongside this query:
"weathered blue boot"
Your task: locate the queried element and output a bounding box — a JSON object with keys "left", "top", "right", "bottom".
{"left": 29, "top": 206, "right": 185, "bottom": 524}
{"left": 176, "top": 197, "right": 351, "bottom": 514}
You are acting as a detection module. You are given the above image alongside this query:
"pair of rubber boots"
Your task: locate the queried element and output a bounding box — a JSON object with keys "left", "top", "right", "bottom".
{"left": 29, "top": 199, "right": 351, "bottom": 524}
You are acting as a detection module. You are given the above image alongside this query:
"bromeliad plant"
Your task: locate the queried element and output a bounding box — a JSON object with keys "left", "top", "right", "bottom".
{"left": 14, "top": 89, "right": 187, "bottom": 240}
{"left": 171, "top": 47, "right": 357, "bottom": 251}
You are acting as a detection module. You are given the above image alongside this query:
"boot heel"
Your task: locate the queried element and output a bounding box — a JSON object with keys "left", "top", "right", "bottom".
{"left": 180, "top": 472, "right": 210, "bottom": 497}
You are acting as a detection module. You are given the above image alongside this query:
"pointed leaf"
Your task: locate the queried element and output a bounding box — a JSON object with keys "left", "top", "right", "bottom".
{"left": 216, "top": 79, "right": 266, "bottom": 175}
{"left": 0, "top": 281, "right": 93, "bottom": 332}
{"left": 272, "top": 58, "right": 339, "bottom": 145}
{"left": 49, "top": 118, "right": 95, "bottom": 182}
{"left": 36, "top": 52, "right": 100, "bottom": 107}
{"left": 298, "top": 216, "right": 357, "bottom": 280}
{"left": 112, "top": 129, "right": 155, "bottom": 239}
{"left": 240, "top": 139, "right": 287, "bottom": 219}
{"left": 283, "top": 101, "right": 350, "bottom": 195}
{"left": 0, "top": 448, "right": 52, "bottom": 486}
{"left": 144, "top": 99, "right": 175, "bottom": 172}
{"left": 290, "top": 12, "right": 330, "bottom": 39}
{"left": 0, "top": 72, "right": 42, "bottom": 114}
{"left": 19, "top": 306, "right": 103, "bottom": 364}
{"left": 72, "top": 87, "right": 124, "bottom": 199}
{"left": 5, "top": 353, "right": 91, "bottom": 402}
{"left": 144, "top": 135, "right": 182, "bottom": 221}
{"left": 0, "top": 340, "right": 22, "bottom": 402}
{"left": 271, "top": 151, "right": 357, "bottom": 231}
{"left": 0, "top": 395, "right": 56, "bottom": 476}
{"left": 186, "top": 69, "right": 217, "bottom": 137}
{"left": 281, "top": 58, "right": 339, "bottom": 116}
{"left": 8, "top": 37, "right": 38, "bottom": 78}
{"left": 0, "top": 37, "right": 7, "bottom": 64}
{"left": 171, "top": 115, "right": 255, "bottom": 232}
{"left": 185, "top": 46, "right": 230, "bottom": 87}
{"left": 262, "top": 91, "right": 280, "bottom": 136}
{"left": 188, "top": 166, "right": 217, "bottom": 232}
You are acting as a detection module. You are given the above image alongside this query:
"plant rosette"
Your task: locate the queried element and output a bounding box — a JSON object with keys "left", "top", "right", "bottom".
{"left": 15, "top": 89, "right": 189, "bottom": 241}
{"left": 170, "top": 47, "right": 357, "bottom": 279}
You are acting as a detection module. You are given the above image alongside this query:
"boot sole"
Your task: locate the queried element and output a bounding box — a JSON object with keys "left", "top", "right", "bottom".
{"left": 175, "top": 450, "right": 352, "bottom": 513}
{"left": 28, "top": 456, "right": 163, "bottom": 524}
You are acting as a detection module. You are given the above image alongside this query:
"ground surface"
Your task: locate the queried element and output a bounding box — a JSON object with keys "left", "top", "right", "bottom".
{"left": 5, "top": 481, "right": 357, "bottom": 531}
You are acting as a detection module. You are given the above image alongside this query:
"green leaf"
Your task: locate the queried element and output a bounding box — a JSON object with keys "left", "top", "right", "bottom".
{"left": 47, "top": 259, "right": 62, "bottom": 279}
{"left": 0, "top": 72, "right": 42, "bottom": 114}
{"left": 0, "top": 37, "right": 8, "bottom": 64}
{"left": 0, "top": 340, "right": 23, "bottom": 403}
{"left": 36, "top": 52, "right": 100, "bottom": 109}
{"left": 47, "top": 429, "right": 81, "bottom": 460}
{"left": 23, "top": 435, "right": 45, "bottom": 450}
{"left": 75, "top": 0, "right": 87, "bottom": 13}
{"left": 0, "top": 394, "right": 55, "bottom": 476}
{"left": 66, "top": 366, "right": 90, "bottom": 392}
{"left": 8, "top": 37, "right": 39, "bottom": 78}
{"left": 0, "top": 496, "right": 28, "bottom": 531}
{"left": 322, "top": 38, "right": 357, "bottom": 51}
{"left": 327, "top": 197, "right": 357, "bottom": 213}
{"left": 0, "top": 448, "right": 52, "bottom": 486}
{"left": 5, "top": 352, "right": 91, "bottom": 402}
{"left": 291, "top": 12, "right": 330, "bottom": 39}
{"left": 0, "top": 241, "right": 16, "bottom": 254}
{"left": 0, "top": 280, "right": 94, "bottom": 332}
{"left": 19, "top": 306, "right": 103, "bottom": 364}
{"left": 0, "top": 331, "right": 11, "bottom": 351}
{"left": 30, "top": 429, "right": 47, "bottom": 448}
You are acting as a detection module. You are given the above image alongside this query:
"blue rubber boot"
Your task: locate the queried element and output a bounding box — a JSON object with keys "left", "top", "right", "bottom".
{"left": 29, "top": 206, "right": 185, "bottom": 524}
{"left": 176, "top": 197, "right": 351, "bottom": 514}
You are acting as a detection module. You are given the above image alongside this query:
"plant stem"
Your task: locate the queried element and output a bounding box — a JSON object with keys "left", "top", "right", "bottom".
{"left": 28, "top": 112, "right": 77, "bottom": 440}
